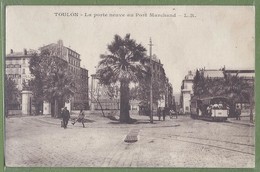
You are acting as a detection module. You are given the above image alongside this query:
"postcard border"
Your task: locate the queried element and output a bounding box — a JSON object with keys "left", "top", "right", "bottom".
{"left": 0, "top": 0, "right": 258, "bottom": 172}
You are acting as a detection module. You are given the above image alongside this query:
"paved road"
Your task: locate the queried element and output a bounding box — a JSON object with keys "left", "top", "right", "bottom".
{"left": 5, "top": 114, "right": 255, "bottom": 168}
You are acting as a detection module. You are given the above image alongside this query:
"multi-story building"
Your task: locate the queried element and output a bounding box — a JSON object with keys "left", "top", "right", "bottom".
{"left": 180, "top": 71, "right": 194, "bottom": 113}
{"left": 166, "top": 80, "right": 175, "bottom": 109}
{"left": 6, "top": 49, "right": 36, "bottom": 90}
{"left": 5, "top": 49, "right": 37, "bottom": 113}
{"left": 39, "top": 40, "right": 89, "bottom": 111}
{"left": 149, "top": 55, "right": 174, "bottom": 109}
{"left": 150, "top": 55, "right": 164, "bottom": 81}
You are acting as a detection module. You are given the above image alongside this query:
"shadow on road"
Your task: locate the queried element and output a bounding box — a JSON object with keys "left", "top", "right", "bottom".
{"left": 83, "top": 119, "right": 95, "bottom": 123}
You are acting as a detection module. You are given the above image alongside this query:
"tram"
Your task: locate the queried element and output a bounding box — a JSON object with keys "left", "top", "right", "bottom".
{"left": 190, "top": 96, "right": 230, "bottom": 121}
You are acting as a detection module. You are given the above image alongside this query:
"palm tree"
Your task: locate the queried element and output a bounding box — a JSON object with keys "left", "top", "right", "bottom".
{"left": 97, "top": 34, "right": 147, "bottom": 123}
{"left": 43, "top": 56, "right": 75, "bottom": 118}
{"left": 30, "top": 50, "right": 75, "bottom": 117}
{"left": 223, "top": 72, "right": 255, "bottom": 122}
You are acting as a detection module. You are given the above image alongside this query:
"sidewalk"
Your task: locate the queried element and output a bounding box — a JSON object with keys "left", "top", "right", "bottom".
{"left": 11, "top": 113, "right": 180, "bottom": 129}
{"left": 227, "top": 116, "right": 255, "bottom": 127}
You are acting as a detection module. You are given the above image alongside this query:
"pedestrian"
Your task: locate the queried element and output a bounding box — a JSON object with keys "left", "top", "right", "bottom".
{"left": 72, "top": 109, "right": 85, "bottom": 128}
{"left": 61, "top": 107, "right": 70, "bottom": 129}
{"left": 169, "top": 109, "right": 173, "bottom": 119}
{"left": 157, "top": 107, "right": 161, "bottom": 121}
{"left": 162, "top": 108, "right": 166, "bottom": 121}
{"left": 236, "top": 108, "right": 241, "bottom": 120}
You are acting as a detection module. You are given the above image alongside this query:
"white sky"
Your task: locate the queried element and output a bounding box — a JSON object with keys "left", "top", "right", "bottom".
{"left": 6, "top": 6, "right": 255, "bottom": 93}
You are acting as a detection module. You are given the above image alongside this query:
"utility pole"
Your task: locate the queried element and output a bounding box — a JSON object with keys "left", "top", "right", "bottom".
{"left": 148, "top": 38, "right": 154, "bottom": 123}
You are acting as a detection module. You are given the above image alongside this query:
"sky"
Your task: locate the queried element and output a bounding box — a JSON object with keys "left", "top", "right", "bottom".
{"left": 6, "top": 6, "right": 255, "bottom": 93}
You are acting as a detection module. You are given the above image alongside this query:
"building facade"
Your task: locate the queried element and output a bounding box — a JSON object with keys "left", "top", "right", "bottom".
{"left": 149, "top": 55, "right": 174, "bottom": 109}
{"left": 6, "top": 49, "right": 36, "bottom": 91}
{"left": 180, "top": 71, "right": 194, "bottom": 113}
{"left": 180, "top": 68, "right": 255, "bottom": 115}
{"left": 5, "top": 49, "right": 37, "bottom": 113}
{"left": 39, "top": 40, "right": 89, "bottom": 112}
{"left": 90, "top": 74, "right": 120, "bottom": 111}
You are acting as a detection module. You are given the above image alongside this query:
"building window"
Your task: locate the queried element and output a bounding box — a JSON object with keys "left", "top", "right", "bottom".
{"left": 23, "top": 58, "right": 25, "bottom": 64}
{"left": 8, "top": 64, "right": 14, "bottom": 68}
{"left": 22, "top": 69, "right": 25, "bottom": 74}
{"left": 15, "top": 64, "right": 21, "bottom": 68}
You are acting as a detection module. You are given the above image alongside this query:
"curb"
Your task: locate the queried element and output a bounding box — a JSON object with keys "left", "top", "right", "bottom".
{"left": 228, "top": 120, "right": 255, "bottom": 127}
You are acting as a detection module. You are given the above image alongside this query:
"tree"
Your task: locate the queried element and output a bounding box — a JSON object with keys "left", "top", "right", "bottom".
{"left": 193, "top": 69, "right": 255, "bottom": 122}
{"left": 29, "top": 50, "right": 75, "bottom": 117}
{"left": 193, "top": 69, "right": 206, "bottom": 97}
{"left": 223, "top": 72, "right": 255, "bottom": 122}
{"left": 28, "top": 54, "right": 45, "bottom": 115}
{"left": 130, "top": 75, "right": 166, "bottom": 106}
{"left": 5, "top": 75, "right": 20, "bottom": 116}
{"left": 96, "top": 34, "right": 147, "bottom": 123}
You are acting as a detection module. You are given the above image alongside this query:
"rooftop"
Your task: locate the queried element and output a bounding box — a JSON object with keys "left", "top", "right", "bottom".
{"left": 6, "top": 49, "right": 38, "bottom": 58}
{"left": 201, "top": 69, "right": 224, "bottom": 78}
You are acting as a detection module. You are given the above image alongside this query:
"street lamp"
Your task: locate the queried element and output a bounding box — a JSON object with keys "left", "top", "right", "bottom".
{"left": 149, "top": 38, "right": 154, "bottom": 123}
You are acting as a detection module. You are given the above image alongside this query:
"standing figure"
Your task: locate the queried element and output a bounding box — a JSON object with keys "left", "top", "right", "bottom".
{"left": 72, "top": 109, "right": 85, "bottom": 128}
{"left": 236, "top": 108, "right": 241, "bottom": 120}
{"left": 170, "top": 109, "right": 177, "bottom": 119}
{"left": 61, "top": 107, "right": 70, "bottom": 129}
{"left": 157, "top": 107, "right": 162, "bottom": 121}
{"left": 162, "top": 108, "right": 166, "bottom": 121}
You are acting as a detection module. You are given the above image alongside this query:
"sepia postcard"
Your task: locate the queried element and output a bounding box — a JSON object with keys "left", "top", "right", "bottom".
{"left": 4, "top": 5, "right": 256, "bottom": 169}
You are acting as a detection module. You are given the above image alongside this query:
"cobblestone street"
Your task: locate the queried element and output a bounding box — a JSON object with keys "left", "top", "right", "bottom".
{"left": 5, "top": 113, "right": 255, "bottom": 168}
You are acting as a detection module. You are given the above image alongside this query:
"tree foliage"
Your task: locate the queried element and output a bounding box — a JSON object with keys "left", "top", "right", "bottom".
{"left": 5, "top": 75, "right": 20, "bottom": 115}
{"left": 193, "top": 70, "right": 254, "bottom": 121}
{"left": 29, "top": 50, "right": 75, "bottom": 117}
{"left": 96, "top": 34, "right": 147, "bottom": 123}
{"left": 130, "top": 71, "right": 166, "bottom": 105}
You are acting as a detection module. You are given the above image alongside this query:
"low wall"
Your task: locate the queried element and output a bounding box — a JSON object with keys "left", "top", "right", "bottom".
{"left": 71, "top": 110, "right": 119, "bottom": 117}
{"left": 7, "top": 110, "right": 22, "bottom": 116}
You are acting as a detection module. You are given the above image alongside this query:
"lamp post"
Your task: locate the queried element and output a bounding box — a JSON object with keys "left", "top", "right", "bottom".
{"left": 148, "top": 38, "right": 154, "bottom": 123}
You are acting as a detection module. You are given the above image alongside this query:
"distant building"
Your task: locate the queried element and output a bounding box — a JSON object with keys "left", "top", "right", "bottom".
{"left": 225, "top": 69, "right": 255, "bottom": 116}
{"left": 6, "top": 49, "right": 37, "bottom": 90}
{"left": 151, "top": 54, "right": 163, "bottom": 81}
{"left": 150, "top": 55, "right": 174, "bottom": 109}
{"left": 181, "top": 68, "right": 255, "bottom": 115}
{"left": 200, "top": 69, "right": 225, "bottom": 78}
{"left": 180, "top": 71, "right": 194, "bottom": 113}
{"left": 90, "top": 74, "right": 120, "bottom": 111}
{"left": 225, "top": 69, "right": 255, "bottom": 83}
{"left": 90, "top": 54, "right": 174, "bottom": 113}
{"left": 180, "top": 69, "right": 226, "bottom": 114}
{"left": 40, "top": 40, "right": 89, "bottom": 112}
{"left": 5, "top": 49, "right": 37, "bottom": 113}
{"left": 79, "top": 68, "right": 89, "bottom": 110}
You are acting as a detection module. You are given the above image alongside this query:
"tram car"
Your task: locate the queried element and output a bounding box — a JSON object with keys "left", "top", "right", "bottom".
{"left": 190, "top": 96, "right": 230, "bottom": 121}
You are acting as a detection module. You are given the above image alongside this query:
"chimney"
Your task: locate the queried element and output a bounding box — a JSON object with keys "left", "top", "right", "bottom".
{"left": 24, "top": 48, "right": 27, "bottom": 55}
{"left": 57, "top": 39, "right": 63, "bottom": 46}
{"left": 10, "top": 49, "right": 13, "bottom": 54}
